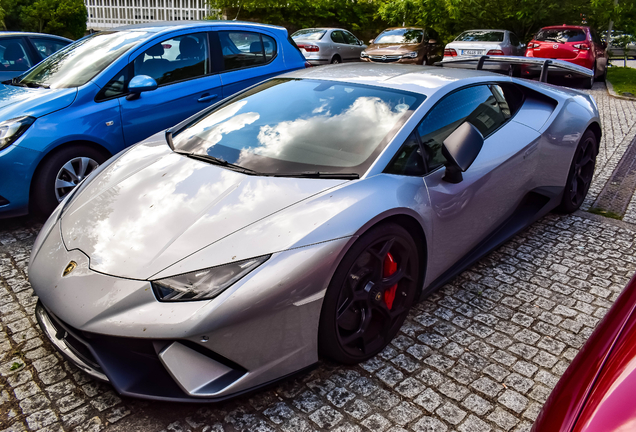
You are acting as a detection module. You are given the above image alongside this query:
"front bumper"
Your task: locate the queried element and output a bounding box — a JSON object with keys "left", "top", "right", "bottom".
{"left": 29, "top": 220, "right": 348, "bottom": 401}
{"left": 362, "top": 55, "right": 422, "bottom": 64}
{"left": 0, "top": 144, "right": 42, "bottom": 217}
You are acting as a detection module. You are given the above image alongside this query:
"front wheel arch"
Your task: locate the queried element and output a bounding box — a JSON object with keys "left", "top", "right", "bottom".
{"left": 28, "top": 141, "right": 112, "bottom": 214}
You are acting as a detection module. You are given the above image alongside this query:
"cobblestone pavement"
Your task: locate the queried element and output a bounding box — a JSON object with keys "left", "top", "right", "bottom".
{"left": 0, "top": 83, "right": 635, "bottom": 432}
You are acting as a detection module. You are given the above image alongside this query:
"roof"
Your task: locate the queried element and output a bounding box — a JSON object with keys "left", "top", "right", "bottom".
{"left": 281, "top": 63, "right": 499, "bottom": 97}
{"left": 0, "top": 31, "right": 72, "bottom": 41}
{"left": 540, "top": 25, "right": 590, "bottom": 30}
{"left": 111, "top": 20, "right": 286, "bottom": 33}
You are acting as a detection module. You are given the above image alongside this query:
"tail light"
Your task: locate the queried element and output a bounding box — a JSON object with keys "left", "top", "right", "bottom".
{"left": 304, "top": 61, "right": 313, "bottom": 68}
{"left": 444, "top": 48, "right": 457, "bottom": 57}
{"left": 573, "top": 43, "right": 590, "bottom": 50}
{"left": 529, "top": 42, "right": 540, "bottom": 48}
{"left": 297, "top": 44, "right": 319, "bottom": 52}
{"left": 487, "top": 50, "right": 504, "bottom": 55}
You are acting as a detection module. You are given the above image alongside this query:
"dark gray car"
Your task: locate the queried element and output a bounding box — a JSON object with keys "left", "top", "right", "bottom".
{"left": 0, "top": 31, "right": 72, "bottom": 82}
{"left": 292, "top": 28, "right": 367, "bottom": 65}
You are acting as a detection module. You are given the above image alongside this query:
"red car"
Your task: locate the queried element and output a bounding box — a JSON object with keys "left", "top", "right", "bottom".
{"left": 532, "top": 273, "right": 636, "bottom": 431}
{"left": 525, "top": 25, "right": 608, "bottom": 88}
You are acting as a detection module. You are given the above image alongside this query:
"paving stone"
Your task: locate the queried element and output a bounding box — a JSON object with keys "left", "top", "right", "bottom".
{"left": 435, "top": 402, "right": 467, "bottom": 425}
{"left": 360, "top": 413, "right": 390, "bottom": 432}
{"left": 461, "top": 393, "right": 493, "bottom": 416}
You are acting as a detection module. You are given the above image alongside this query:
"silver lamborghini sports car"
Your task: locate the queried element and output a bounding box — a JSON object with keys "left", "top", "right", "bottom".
{"left": 29, "top": 63, "right": 601, "bottom": 402}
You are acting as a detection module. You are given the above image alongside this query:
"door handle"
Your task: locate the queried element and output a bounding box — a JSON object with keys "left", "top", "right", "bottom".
{"left": 198, "top": 93, "right": 218, "bottom": 103}
{"left": 524, "top": 142, "right": 539, "bottom": 158}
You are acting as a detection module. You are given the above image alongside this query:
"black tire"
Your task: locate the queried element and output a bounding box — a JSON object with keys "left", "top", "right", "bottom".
{"left": 318, "top": 222, "right": 420, "bottom": 364}
{"left": 31, "top": 145, "right": 108, "bottom": 216}
{"left": 556, "top": 130, "right": 597, "bottom": 213}
{"left": 331, "top": 55, "right": 341, "bottom": 64}
{"left": 581, "top": 65, "right": 595, "bottom": 89}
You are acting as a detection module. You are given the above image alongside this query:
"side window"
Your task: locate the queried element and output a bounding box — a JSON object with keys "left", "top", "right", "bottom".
{"left": 417, "top": 86, "right": 507, "bottom": 171}
{"left": 509, "top": 33, "right": 520, "bottom": 46}
{"left": 30, "top": 38, "right": 70, "bottom": 58}
{"left": 385, "top": 132, "right": 426, "bottom": 176}
{"left": 96, "top": 65, "right": 129, "bottom": 101}
{"left": 0, "top": 38, "right": 33, "bottom": 71}
{"left": 343, "top": 31, "right": 359, "bottom": 45}
{"left": 133, "top": 33, "right": 209, "bottom": 86}
{"left": 219, "top": 31, "right": 276, "bottom": 71}
{"left": 331, "top": 31, "right": 345, "bottom": 44}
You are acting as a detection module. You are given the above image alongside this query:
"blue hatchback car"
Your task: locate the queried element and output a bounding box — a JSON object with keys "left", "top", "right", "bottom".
{"left": 0, "top": 21, "right": 308, "bottom": 217}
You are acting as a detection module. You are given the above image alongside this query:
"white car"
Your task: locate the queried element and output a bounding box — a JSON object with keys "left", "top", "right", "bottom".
{"left": 443, "top": 30, "right": 525, "bottom": 71}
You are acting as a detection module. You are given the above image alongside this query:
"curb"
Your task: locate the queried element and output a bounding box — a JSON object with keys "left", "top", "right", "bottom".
{"left": 606, "top": 79, "right": 636, "bottom": 101}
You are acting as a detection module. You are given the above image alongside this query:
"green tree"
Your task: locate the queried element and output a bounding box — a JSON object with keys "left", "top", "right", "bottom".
{"left": 1, "top": 0, "right": 86, "bottom": 39}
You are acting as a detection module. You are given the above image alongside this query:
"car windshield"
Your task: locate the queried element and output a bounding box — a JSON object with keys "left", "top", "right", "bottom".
{"left": 17, "top": 31, "right": 150, "bottom": 89}
{"left": 292, "top": 29, "right": 326, "bottom": 41}
{"left": 375, "top": 29, "right": 423, "bottom": 44}
{"left": 172, "top": 79, "right": 424, "bottom": 176}
{"left": 536, "top": 29, "right": 586, "bottom": 43}
{"left": 455, "top": 31, "right": 504, "bottom": 42}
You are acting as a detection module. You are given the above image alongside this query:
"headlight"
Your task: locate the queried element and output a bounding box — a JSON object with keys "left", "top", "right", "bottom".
{"left": 0, "top": 116, "right": 35, "bottom": 150}
{"left": 361, "top": 51, "right": 368, "bottom": 58}
{"left": 402, "top": 51, "right": 418, "bottom": 59}
{"left": 152, "top": 255, "right": 271, "bottom": 301}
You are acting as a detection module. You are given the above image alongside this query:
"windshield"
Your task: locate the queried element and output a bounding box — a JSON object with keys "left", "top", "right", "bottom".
{"left": 536, "top": 29, "right": 586, "bottom": 43}
{"left": 375, "top": 29, "right": 423, "bottom": 44}
{"left": 292, "top": 29, "right": 326, "bottom": 41}
{"left": 455, "top": 31, "right": 504, "bottom": 42}
{"left": 172, "top": 79, "right": 424, "bottom": 176}
{"left": 18, "top": 31, "right": 150, "bottom": 89}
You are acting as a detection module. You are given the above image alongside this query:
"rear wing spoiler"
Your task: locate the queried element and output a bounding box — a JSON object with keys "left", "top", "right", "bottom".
{"left": 437, "top": 55, "right": 593, "bottom": 82}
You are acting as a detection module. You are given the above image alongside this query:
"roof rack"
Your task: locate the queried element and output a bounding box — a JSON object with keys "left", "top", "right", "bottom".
{"left": 437, "top": 55, "right": 593, "bottom": 82}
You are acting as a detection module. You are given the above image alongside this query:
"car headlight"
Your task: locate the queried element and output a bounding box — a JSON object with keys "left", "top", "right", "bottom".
{"left": 0, "top": 116, "right": 35, "bottom": 150}
{"left": 361, "top": 51, "right": 368, "bottom": 58}
{"left": 152, "top": 255, "right": 271, "bottom": 301}
{"left": 402, "top": 51, "right": 418, "bottom": 59}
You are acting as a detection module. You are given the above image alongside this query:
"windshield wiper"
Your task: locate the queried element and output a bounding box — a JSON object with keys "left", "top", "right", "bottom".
{"left": 174, "top": 150, "right": 260, "bottom": 175}
{"left": 271, "top": 172, "right": 359, "bottom": 179}
{"left": 24, "top": 82, "right": 50, "bottom": 89}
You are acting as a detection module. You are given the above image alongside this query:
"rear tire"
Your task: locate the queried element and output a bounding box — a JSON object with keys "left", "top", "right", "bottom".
{"left": 581, "top": 65, "right": 595, "bottom": 89}
{"left": 331, "top": 55, "right": 341, "bottom": 64}
{"left": 318, "top": 223, "right": 420, "bottom": 364}
{"left": 31, "top": 145, "right": 108, "bottom": 216}
{"left": 556, "top": 130, "right": 597, "bottom": 213}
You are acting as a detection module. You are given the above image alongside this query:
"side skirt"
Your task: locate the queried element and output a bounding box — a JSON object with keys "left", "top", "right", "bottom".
{"left": 420, "top": 186, "right": 563, "bottom": 300}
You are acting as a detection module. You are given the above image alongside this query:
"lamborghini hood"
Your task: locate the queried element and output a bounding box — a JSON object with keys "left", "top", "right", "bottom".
{"left": 60, "top": 139, "right": 345, "bottom": 280}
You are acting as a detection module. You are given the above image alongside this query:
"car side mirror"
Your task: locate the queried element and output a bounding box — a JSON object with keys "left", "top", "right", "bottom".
{"left": 520, "top": 43, "right": 526, "bottom": 48}
{"left": 369, "top": 39, "right": 374, "bottom": 44}
{"left": 428, "top": 39, "right": 437, "bottom": 44}
{"left": 126, "top": 75, "right": 158, "bottom": 100}
{"left": 441, "top": 122, "right": 484, "bottom": 183}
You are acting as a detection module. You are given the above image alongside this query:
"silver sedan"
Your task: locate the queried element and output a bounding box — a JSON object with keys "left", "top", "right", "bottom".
{"left": 443, "top": 29, "right": 525, "bottom": 70}
{"left": 29, "top": 63, "right": 600, "bottom": 402}
{"left": 292, "top": 28, "right": 367, "bottom": 65}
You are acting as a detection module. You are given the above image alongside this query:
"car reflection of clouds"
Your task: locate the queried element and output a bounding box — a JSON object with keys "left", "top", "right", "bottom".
{"left": 88, "top": 157, "right": 238, "bottom": 271}
{"left": 244, "top": 97, "right": 406, "bottom": 160}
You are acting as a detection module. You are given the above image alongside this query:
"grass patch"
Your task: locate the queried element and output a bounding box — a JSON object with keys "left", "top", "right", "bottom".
{"left": 588, "top": 207, "right": 623, "bottom": 220}
{"left": 607, "top": 67, "right": 636, "bottom": 96}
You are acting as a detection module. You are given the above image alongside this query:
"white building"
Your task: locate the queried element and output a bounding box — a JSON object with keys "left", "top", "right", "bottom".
{"left": 85, "top": 0, "right": 212, "bottom": 31}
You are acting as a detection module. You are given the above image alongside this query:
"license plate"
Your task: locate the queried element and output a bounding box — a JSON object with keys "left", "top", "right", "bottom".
{"left": 462, "top": 50, "right": 483, "bottom": 55}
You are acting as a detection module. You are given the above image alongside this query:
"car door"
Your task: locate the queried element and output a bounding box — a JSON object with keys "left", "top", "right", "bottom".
{"left": 118, "top": 31, "right": 222, "bottom": 146}
{"left": 419, "top": 84, "right": 541, "bottom": 282}
{"left": 590, "top": 29, "right": 607, "bottom": 76}
{"left": 0, "top": 37, "right": 36, "bottom": 82}
{"left": 216, "top": 30, "right": 286, "bottom": 98}
{"left": 509, "top": 32, "right": 522, "bottom": 55}
{"left": 342, "top": 30, "right": 364, "bottom": 61}
{"left": 330, "top": 30, "right": 349, "bottom": 61}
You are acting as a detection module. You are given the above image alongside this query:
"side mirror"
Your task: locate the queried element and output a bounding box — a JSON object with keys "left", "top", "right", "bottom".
{"left": 520, "top": 43, "right": 526, "bottom": 49}
{"left": 126, "top": 75, "right": 157, "bottom": 100}
{"left": 441, "top": 122, "right": 484, "bottom": 183}
{"left": 428, "top": 39, "right": 437, "bottom": 44}
{"left": 369, "top": 39, "right": 374, "bottom": 44}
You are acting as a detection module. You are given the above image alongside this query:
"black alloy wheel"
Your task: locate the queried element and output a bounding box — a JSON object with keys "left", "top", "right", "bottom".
{"left": 557, "top": 130, "right": 597, "bottom": 213}
{"left": 319, "top": 223, "right": 420, "bottom": 363}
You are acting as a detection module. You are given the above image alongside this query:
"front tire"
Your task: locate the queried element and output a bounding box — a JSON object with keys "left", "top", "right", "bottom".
{"left": 318, "top": 223, "right": 420, "bottom": 364}
{"left": 556, "top": 130, "right": 597, "bottom": 213}
{"left": 31, "top": 145, "right": 108, "bottom": 216}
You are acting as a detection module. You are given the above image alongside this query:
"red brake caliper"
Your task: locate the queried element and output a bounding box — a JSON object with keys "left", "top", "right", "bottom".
{"left": 383, "top": 252, "right": 398, "bottom": 310}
